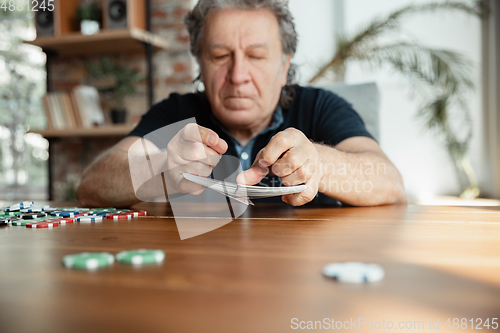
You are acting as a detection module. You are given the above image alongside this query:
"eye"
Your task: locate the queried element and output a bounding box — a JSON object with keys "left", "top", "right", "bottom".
{"left": 249, "top": 56, "right": 262, "bottom": 60}
{"left": 215, "top": 54, "right": 229, "bottom": 60}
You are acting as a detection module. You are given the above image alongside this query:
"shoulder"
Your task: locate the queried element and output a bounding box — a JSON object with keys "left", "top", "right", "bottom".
{"left": 128, "top": 92, "right": 209, "bottom": 138}
{"left": 153, "top": 92, "right": 208, "bottom": 113}
{"left": 289, "top": 85, "right": 350, "bottom": 113}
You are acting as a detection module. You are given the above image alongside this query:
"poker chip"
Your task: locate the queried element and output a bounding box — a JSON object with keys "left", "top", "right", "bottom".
{"left": 20, "top": 212, "right": 47, "bottom": 220}
{"left": 12, "top": 216, "right": 50, "bottom": 226}
{"left": 76, "top": 215, "right": 103, "bottom": 223}
{"left": 91, "top": 208, "right": 118, "bottom": 213}
{"left": 73, "top": 212, "right": 91, "bottom": 217}
{"left": 50, "top": 211, "right": 80, "bottom": 217}
{"left": 106, "top": 212, "right": 133, "bottom": 220}
{"left": 127, "top": 210, "right": 147, "bottom": 217}
{"left": 12, "top": 220, "right": 31, "bottom": 226}
{"left": 8, "top": 216, "right": 22, "bottom": 223}
{"left": 5, "top": 201, "right": 34, "bottom": 211}
{"left": 62, "top": 252, "right": 114, "bottom": 270}
{"left": 26, "top": 221, "right": 60, "bottom": 228}
{"left": 322, "top": 262, "right": 385, "bottom": 283}
{"left": 20, "top": 205, "right": 51, "bottom": 213}
{"left": 92, "top": 212, "right": 111, "bottom": 216}
{"left": 115, "top": 249, "right": 165, "bottom": 265}
{"left": 53, "top": 207, "right": 79, "bottom": 211}
{"left": 0, "top": 220, "right": 8, "bottom": 226}
{"left": 46, "top": 217, "right": 75, "bottom": 225}
{"left": 0, "top": 211, "right": 23, "bottom": 217}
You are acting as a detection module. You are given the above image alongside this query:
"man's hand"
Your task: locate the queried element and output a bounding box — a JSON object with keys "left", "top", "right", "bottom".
{"left": 166, "top": 123, "right": 228, "bottom": 195}
{"left": 236, "top": 128, "right": 323, "bottom": 206}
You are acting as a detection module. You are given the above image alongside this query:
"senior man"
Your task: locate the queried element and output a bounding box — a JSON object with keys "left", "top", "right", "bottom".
{"left": 77, "top": 0, "right": 406, "bottom": 207}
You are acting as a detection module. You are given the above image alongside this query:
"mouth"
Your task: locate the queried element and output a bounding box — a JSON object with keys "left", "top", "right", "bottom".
{"left": 225, "top": 96, "right": 250, "bottom": 99}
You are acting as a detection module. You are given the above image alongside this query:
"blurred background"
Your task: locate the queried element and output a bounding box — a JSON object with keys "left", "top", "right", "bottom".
{"left": 0, "top": 0, "right": 498, "bottom": 205}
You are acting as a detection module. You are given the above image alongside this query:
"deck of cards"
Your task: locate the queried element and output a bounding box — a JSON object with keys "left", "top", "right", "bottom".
{"left": 182, "top": 173, "right": 307, "bottom": 205}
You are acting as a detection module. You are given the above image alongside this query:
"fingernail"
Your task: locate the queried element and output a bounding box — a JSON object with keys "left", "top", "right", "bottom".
{"left": 207, "top": 134, "right": 215, "bottom": 145}
{"left": 259, "top": 159, "right": 269, "bottom": 167}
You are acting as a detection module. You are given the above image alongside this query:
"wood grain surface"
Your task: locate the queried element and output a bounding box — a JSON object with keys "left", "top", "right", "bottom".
{"left": 1, "top": 202, "right": 499, "bottom": 333}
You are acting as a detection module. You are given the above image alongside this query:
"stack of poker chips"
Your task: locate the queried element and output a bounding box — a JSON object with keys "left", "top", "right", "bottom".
{"left": 0, "top": 201, "right": 146, "bottom": 229}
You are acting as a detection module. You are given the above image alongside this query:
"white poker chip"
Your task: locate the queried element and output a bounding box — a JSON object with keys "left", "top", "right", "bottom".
{"left": 20, "top": 205, "right": 51, "bottom": 213}
{"left": 5, "top": 201, "right": 34, "bottom": 211}
{"left": 76, "top": 215, "right": 104, "bottom": 223}
{"left": 322, "top": 262, "right": 385, "bottom": 283}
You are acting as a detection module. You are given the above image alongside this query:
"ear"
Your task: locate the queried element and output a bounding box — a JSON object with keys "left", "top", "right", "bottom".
{"left": 280, "top": 54, "right": 291, "bottom": 87}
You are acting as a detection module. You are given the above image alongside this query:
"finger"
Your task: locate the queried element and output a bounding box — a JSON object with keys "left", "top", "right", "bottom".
{"left": 177, "top": 178, "right": 206, "bottom": 195}
{"left": 236, "top": 150, "right": 268, "bottom": 185}
{"left": 236, "top": 163, "right": 268, "bottom": 185}
{"left": 181, "top": 143, "right": 223, "bottom": 166}
{"left": 271, "top": 149, "right": 306, "bottom": 178}
{"left": 181, "top": 124, "right": 228, "bottom": 155}
{"left": 258, "top": 131, "right": 296, "bottom": 167}
{"left": 279, "top": 165, "right": 313, "bottom": 186}
{"left": 282, "top": 178, "right": 318, "bottom": 206}
{"left": 182, "top": 161, "right": 213, "bottom": 178}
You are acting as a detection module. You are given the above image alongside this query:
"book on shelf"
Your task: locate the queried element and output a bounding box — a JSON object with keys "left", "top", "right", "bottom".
{"left": 41, "top": 85, "right": 105, "bottom": 130}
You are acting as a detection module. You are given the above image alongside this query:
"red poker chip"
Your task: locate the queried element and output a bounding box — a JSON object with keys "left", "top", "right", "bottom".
{"left": 26, "top": 221, "right": 60, "bottom": 228}
{"left": 74, "top": 213, "right": 90, "bottom": 217}
{"left": 106, "top": 212, "right": 133, "bottom": 220}
{"left": 46, "top": 217, "right": 75, "bottom": 225}
{"left": 127, "top": 210, "right": 147, "bottom": 217}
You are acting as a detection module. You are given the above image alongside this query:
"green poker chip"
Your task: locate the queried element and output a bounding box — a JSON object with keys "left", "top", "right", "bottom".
{"left": 91, "top": 208, "right": 119, "bottom": 213}
{"left": 115, "top": 249, "right": 165, "bottom": 265}
{"left": 0, "top": 211, "right": 23, "bottom": 217}
{"left": 62, "top": 252, "right": 114, "bottom": 270}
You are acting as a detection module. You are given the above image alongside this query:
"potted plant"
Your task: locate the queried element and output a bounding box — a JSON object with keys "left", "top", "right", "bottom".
{"left": 76, "top": 1, "right": 102, "bottom": 35}
{"left": 309, "top": 1, "right": 489, "bottom": 200}
{"left": 85, "top": 56, "right": 143, "bottom": 124}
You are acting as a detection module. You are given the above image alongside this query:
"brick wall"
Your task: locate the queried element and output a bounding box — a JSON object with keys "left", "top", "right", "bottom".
{"left": 49, "top": 0, "right": 195, "bottom": 201}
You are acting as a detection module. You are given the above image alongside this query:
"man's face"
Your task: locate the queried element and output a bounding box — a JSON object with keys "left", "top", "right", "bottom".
{"left": 200, "top": 8, "right": 291, "bottom": 131}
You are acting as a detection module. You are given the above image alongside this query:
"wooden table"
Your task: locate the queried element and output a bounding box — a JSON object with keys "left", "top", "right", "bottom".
{"left": 1, "top": 203, "right": 499, "bottom": 333}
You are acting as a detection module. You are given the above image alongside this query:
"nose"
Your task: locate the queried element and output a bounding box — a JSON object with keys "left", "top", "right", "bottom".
{"left": 228, "top": 53, "right": 250, "bottom": 85}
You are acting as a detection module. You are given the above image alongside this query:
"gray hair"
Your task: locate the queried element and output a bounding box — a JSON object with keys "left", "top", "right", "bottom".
{"left": 184, "top": 0, "right": 298, "bottom": 108}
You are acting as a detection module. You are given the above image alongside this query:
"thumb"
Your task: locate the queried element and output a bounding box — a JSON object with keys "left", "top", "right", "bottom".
{"left": 236, "top": 162, "right": 268, "bottom": 185}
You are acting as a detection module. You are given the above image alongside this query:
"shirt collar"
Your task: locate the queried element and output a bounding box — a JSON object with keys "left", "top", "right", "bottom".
{"left": 211, "top": 106, "right": 284, "bottom": 147}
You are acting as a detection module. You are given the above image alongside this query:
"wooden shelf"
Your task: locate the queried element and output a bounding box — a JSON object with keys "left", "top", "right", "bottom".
{"left": 24, "top": 28, "right": 168, "bottom": 56}
{"left": 29, "top": 125, "right": 135, "bottom": 138}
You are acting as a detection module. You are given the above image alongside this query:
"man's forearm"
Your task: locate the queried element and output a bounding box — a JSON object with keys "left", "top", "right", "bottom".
{"left": 315, "top": 144, "right": 407, "bottom": 206}
{"left": 77, "top": 150, "right": 142, "bottom": 207}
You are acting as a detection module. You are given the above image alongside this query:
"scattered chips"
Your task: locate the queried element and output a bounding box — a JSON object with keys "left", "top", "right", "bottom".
{"left": 322, "top": 262, "right": 385, "bottom": 283}
{"left": 62, "top": 252, "right": 114, "bottom": 270}
{"left": 115, "top": 249, "right": 165, "bottom": 265}
{"left": 2, "top": 202, "right": 149, "bottom": 237}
